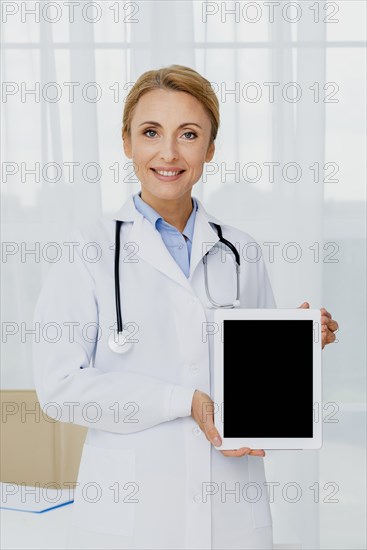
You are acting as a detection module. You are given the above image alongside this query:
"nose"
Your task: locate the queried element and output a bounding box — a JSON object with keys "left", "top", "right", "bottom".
{"left": 159, "top": 136, "right": 179, "bottom": 162}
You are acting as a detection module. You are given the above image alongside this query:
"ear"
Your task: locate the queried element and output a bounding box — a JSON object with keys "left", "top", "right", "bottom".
{"left": 123, "top": 133, "right": 132, "bottom": 158}
{"left": 205, "top": 141, "right": 215, "bottom": 163}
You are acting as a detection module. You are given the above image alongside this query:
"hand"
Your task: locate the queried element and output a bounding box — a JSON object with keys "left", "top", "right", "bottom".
{"left": 299, "top": 302, "right": 339, "bottom": 349}
{"left": 191, "top": 390, "right": 265, "bottom": 458}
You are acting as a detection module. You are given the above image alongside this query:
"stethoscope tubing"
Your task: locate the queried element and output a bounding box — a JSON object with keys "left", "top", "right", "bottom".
{"left": 111, "top": 220, "right": 241, "bottom": 351}
{"left": 114, "top": 220, "right": 123, "bottom": 334}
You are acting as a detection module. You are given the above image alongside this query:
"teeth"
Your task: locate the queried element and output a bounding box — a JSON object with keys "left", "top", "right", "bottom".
{"left": 155, "top": 170, "right": 181, "bottom": 176}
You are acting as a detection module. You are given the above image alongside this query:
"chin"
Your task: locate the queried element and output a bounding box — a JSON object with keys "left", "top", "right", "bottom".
{"left": 144, "top": 185, "right": 191, "bottom": 201}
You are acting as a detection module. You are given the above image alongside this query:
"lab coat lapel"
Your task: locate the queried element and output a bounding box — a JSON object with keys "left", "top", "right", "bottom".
{"left": 188, "top": 199, "right": 221, "bottom": 280}
{"left": 113, "top": 196, "right": 194, "bottom": 293}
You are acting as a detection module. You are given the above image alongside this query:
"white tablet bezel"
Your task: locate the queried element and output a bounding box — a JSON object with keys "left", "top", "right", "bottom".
{"left": 213, "top": 308, "right": 322, "bottom": 450}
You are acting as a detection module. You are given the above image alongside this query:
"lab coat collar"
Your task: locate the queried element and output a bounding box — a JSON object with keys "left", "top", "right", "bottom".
{"left": 112, "top": 194, "right": 221, "bottom": 291}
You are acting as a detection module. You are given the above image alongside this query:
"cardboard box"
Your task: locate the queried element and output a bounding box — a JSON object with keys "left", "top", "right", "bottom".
{"left": 0, "top": 390, "right": 86, "bottom": 488}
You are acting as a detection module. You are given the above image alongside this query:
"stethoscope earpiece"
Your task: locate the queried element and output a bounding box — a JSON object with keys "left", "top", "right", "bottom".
{"left": 108, "top": 330, "right": 133, "bottom": 354}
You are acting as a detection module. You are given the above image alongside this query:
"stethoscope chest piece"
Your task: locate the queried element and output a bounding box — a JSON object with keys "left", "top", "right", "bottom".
{"left": 108, "top": 329, "right": 133, "bottom": 354}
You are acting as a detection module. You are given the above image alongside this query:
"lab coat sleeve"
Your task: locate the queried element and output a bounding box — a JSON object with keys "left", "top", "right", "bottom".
{"left": 32, "top": 227, "right": 196, "bottom": 434}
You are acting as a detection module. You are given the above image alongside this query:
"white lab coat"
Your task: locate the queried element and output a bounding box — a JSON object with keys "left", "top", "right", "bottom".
{"left": 32, "top": 195, "right": 277, "bottom": 550}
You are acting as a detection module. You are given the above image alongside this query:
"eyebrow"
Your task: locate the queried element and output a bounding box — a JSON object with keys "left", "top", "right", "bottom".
{"left": 138, "top": 121, "right": 203, "bottom": 129}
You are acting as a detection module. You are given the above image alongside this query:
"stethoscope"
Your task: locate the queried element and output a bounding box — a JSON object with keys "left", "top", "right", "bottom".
{"left": 108, "top": 220, "right": 241, "bottom": 354}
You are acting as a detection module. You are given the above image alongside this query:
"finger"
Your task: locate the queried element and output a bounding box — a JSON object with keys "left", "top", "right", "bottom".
{"left": 298, "top": 302, "right": 310, "bottom": 309}
{"left": 321, "top": 315, "right": 330, "bottom": 326}
{"left": 248, "top": 449, "right": 266, "bottom": 457}
{"left": 321, "top": 314, "right": 334, "bottom": 323}
{"left": 220, "top": 448, "right": 266, "bottom": 458}
{"left": 322, "top": 329, "right": 337, "bottom": 348}
{"left": 322, "top": 330, "right": 327, "bottom": 349}
{"left": 327, "top": 320, "right": 339, "bottom": 331}
{"left": 321, "top": 315, "right": 339, "bottom": 332}
{"left": 326, "top": 331, "right": 337, "bottom": 343}
{"left": 320, "top": 307, "right": 331, "bottom": 319}
{"left": 221, "top": 448, "right": 251, "bottom": 457}
{"left": 322, "top": 325, "right": 337, "bottom": 339}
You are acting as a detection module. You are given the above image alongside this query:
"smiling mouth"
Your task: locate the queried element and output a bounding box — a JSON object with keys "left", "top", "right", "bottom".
{"left": 151, "top": 168, "right": 185, "bottom": 176}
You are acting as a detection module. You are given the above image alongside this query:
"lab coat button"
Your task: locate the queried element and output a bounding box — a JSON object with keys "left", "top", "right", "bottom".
{"left": 193, "top": 493, "right": 202, "bottom": 503}
{"left": 192, "top": 426, "right": 202, "bottom": 436}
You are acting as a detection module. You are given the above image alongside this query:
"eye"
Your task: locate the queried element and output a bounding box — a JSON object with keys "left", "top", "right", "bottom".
{"left": 143, "top": 129, "right": 198, "bottom": 140}
{"left": 182, "top": 131, "right": 197, "bottom": 140}
{"left": 144, "top": 129, "right": 157, "bottom": 138}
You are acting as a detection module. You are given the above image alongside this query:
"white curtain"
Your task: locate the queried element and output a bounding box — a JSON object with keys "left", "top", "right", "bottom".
{"left": 2, "top": 1, "right": 365, "bottom": 548}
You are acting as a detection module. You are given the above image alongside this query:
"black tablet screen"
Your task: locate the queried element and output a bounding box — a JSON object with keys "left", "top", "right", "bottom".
{"left": 223, "top": 320, "right": 314, "bottom": 438}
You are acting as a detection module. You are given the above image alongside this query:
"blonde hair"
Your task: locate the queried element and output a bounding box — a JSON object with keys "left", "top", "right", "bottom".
{"left": 122, "top": 64, "right": 220, "bottom": 147}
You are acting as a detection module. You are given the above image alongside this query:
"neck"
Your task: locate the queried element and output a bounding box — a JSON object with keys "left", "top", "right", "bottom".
{"left": 140, "top": 190, "right": 194, "bottom": 233}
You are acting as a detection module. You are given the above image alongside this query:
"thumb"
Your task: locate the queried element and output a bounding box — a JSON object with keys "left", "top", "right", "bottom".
{"left": 205, "top": 421, "right": 222, "bottom": 447}
{"left": 298, "top": 302, "right": 310, "bottom": 309}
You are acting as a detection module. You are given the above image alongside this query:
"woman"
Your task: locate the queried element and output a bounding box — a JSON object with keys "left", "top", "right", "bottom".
{"left": 32, "top": 65, "right": 338, "bottom": 550}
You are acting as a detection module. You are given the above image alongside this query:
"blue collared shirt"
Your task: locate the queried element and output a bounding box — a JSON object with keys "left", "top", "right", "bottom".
{"left": 133, "top": 192, "right": 197, "bottom": 278}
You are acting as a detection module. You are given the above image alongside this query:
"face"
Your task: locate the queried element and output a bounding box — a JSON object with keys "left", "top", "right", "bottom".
{"left": 123, "top": 89, "right": 215, "bottom": 204}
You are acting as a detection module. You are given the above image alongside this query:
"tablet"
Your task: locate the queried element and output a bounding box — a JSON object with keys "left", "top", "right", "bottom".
{"left": 213, "top": 308, "right": 322, "bottom": 450}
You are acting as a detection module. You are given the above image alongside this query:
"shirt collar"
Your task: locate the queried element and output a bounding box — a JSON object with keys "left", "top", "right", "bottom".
{"left": 133, "top": 192, "right": 198, "bottom": 242}
{"left": 181, "top": 198, "right": 197, "bottom": 242}
{"left": 133, "top": 192, "right": 162, "bottom": 227}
